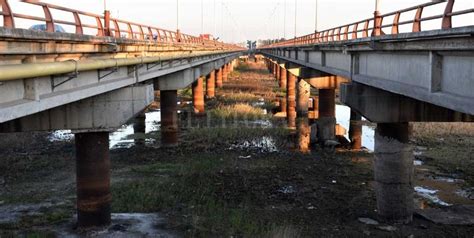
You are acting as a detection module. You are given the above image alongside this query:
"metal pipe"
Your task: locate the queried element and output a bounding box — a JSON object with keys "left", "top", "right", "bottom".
{"left": 0, "top": 51, "right": 238, "bottom": 82}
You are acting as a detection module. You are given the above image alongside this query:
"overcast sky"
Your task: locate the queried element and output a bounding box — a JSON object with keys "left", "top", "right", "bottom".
{"left": 6, "top": 0, "right": 473, "bottom": 43}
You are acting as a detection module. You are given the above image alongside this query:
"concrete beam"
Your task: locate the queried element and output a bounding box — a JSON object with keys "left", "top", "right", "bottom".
{"left": 341, "top": 82, "right": 473, "bottom": 123}
{"left": 0, "top": 84, "right": 154, "bottom": 133}
{"left": 155, "top": 68, "right": 198, "bottom": 91}
{"left": 305, "top": 76, "right": 349, "bottom": 89}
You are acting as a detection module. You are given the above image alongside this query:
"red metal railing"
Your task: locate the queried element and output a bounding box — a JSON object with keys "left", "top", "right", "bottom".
{"left": 0, "top": 0, "right": 244, "bottom": 50}
{"left": 261, "top": 0, "right": 473, "bottom": 48}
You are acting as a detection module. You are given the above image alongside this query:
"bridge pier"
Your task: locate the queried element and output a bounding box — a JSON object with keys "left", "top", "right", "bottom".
{"left": 160, "top": 90, "right": 179, "bottom": 147}
{"left": 317, "top": 88, "right": 336, "bottom": 142}
{"left": 133, "top": 110, "right": 146, "bottom": 145}
{"left": 309, "top": 96, "right": 319, "bottom": 124}
{"left": 75, "top": 131, "right": 111, "bottom": 228}
{"left": 206, "top": 70, "right": 216, "bottom": 99}
{"left": 279, "top": 96, "right": 287, "bottom": 114}
{"left": 286, "top": 72, "right": 297, "bottom": 129}
{"left": 349, "top": 111, "right": 362, "bottom": 150}
{"left": 216, "top": 68, "right": 223, "bottom": 88}
{"left": 223, "top": 64, "right": 229, "bottom": 82}
{"left": 276, "top": 64, "right": 281, "bottom": 83}
{"left": 279, "top": 65, "right": 287, "bottom": 89}
{"left": 297, "top": 79, "right": 310, "bottom": 117}
{"left": 192, "top": 77, "right": 205, "bottom": 115}
{"left": 374, "top": 123, "right": 413, "bottom": 223}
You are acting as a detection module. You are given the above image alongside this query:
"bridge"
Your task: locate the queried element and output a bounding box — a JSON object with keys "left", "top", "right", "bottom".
{"left": 0, "top": 0, "right": 473, "bottom": 230}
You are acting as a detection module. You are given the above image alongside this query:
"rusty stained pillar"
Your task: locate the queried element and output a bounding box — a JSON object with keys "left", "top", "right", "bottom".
{"left": 273, "top": 63, "right": 278, "bottom": 76}
{"left": 374, "top": 123, "right": 413, "bottom": 223}
{"left": 279, "top": 96, "right": 287, "bottom": 114}
{"left": 297, "top": 117, "right": 311, "bottom": 153}
{"left": 279, "top": 66, "right": 287, "bottom": 89}
{"left": 317, "top": 88, "right": 336, "bottom": 142}
{"left": 133, "top": 110, "right": 146, "bottom": 145}
{"left": 276, "top": 64, "right": 281, "bottom": 83}
{"left": 296, "top": 79, "right": 310, "bottom": 117}
{"left": 160, "top": 90, "right": 178, "bottom": 147}
{"left": 75, "top": 132, "right": 111, "bottom": 228}
{"left": 192, "top": 77, "right": 205, "bottom": 115}
{"left": 216, "top": 68, "right": 223, "bottom": 88}
{"left": 286, "top": 72, "right": 297, "bottom": 129}
{"left": 223, "top": 64, "right": 229, "bottom": 82}
{"left": 349, "top": 110, "right": 362, "bottom": 150}
{"left": 206, "top": 70, "right": 216, "bottom": 99}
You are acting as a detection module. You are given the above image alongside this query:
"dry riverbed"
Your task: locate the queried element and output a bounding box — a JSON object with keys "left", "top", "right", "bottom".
{"left": 0, "top": 61, "right": 473, "bottom": 237}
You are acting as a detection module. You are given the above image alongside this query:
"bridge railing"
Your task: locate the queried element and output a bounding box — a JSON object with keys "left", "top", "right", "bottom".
{"left": 260, "top": 0, "right": 473, "bottom": 48}
{"left": 0, "top": 0, "right": 244, "bottom": 50}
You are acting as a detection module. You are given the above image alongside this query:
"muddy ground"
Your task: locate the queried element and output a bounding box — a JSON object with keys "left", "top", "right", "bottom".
{"left": 0, "top": 61, "right": 473, "bottom": 237}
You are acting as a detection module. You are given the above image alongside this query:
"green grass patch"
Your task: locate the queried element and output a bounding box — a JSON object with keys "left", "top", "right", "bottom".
{"left": 210, "top": 103, "right": 268, "bottom": 120}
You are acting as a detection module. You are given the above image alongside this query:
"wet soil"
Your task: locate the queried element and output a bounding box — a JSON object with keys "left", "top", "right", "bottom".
{"left": 0, "top": 60, "right": 474, "bottom": 237}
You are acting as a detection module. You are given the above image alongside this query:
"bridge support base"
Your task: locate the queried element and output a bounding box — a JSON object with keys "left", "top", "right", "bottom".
{"left": 297, "top": 117, "right": 311, "bottom": 153}
{"left": 287, "top": 72, "right": 297, "bottom": 129}
{"left": 317, "top": 89, "right": 336, "bottom": 143}
{"left": 133, "top": 111, "right": 146, "bottom": 145}
{"left": 160, "top": 90, "right": 178, "bottom": 147}
{"left": 192, "top": 77, "right": 205, "bottom": 115}
{"left": 75, "top": 132, "right": 111, "bottom": 228}
{"left": 374, "top": 123, "right": 413, "bottom": 223}
{"left": 206, "top": 71, "right": 216, "bottom": 99}
{"left": 349, "top": 111, "right": 362, "bottom": 150}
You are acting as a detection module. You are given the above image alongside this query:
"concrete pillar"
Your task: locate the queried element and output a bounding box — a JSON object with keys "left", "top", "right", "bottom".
{"left": 75, "top": 132, "right": 111, "bottom": 228}
{"left": 279, "top": 66, "right": 287, "bottom": 89}
{"left": 276, "top": 64, "right": 281, "bottom": 83}
{"left": 223, "top": 65, "right": 229, "bottom": 82}
{"left": 216, "top": 68, "right": 223, "bottom": 88}
{"left": 160, "top": 90, "right": 178, "bottom": 147}
{"left": 297, "top": 117, "right": 311, "bottom": 153}
{"left": 287, "top": 72, "right": 297, "bottom": 129}
{"left": 297, "top": 79, "right": 310, "bottom": 117}
{"left": 349, "top": 110, "right": 362, "bottom": 150}
{"left": 280, "top": 96, "right": 287, "bottom": 113}
{"left": 374, "top": 123, "right": 413, "bottom": 223}
{"left": 206, "top": 71, "right": 216, "bottom": 99}
{"left": 273, "top": 63, "right": 277, "bottom": 76}
{"left": 317, "top": 89, "right": 336, "bottom": 142}
{"left": 192, "top": 77, "right": 205, "bottom": 115}
{"left": 133, "top": 111, "right": 146, "bottom": 145}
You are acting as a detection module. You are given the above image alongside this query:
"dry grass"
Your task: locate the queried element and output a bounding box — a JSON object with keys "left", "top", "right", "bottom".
{"left": 210, "top": 103, "right": 268, "bottom": 120}
{"left": 411, "top": 122, "right": 474, "bottom": 138}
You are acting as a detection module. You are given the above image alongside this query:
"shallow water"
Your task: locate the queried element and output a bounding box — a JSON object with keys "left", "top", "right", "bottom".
{"left": 336, "top": 105, "right": 375, "bottom": 151}
{"left": 48, "top": 110, "right": 162, "bottom": 149}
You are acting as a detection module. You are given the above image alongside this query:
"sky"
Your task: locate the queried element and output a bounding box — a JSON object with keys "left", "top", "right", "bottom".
{"left": 4, "top": 0, "right": 473, "bottom": 43}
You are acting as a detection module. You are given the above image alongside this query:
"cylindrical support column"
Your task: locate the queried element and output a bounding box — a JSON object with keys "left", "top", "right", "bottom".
{"left": 133, "top": 111, "right": 146, "bottom": 145}
{"left": 279, "top": 96, "right": 287, "bottom": 113}
{"left": 297, "top": 79, "right": 310, "bottom": 117}
{"left": 287, "top": 72, "right": 297, "bottom": 129}
{"left": 216, "top": 68, "right": 223, "bottom": 88}
{"left": 75, "top": 132, "right": 111, "bottom": 228}
{"left": 297, "top": 117, "right": 311, "bottom": 153}
{"left": 206, "top": 70, "right": 216, "bottom": 99}
{"left": 192, "top": 77, "right": 205, "bottom": 115}
{"left": 374, "top": 123, "right": 413, "bottom": 223}
{"left": 349, "top": 110, "right": 362, "bottom": 150}
{"left": 223, "top": 65, "right": 229, "bottom": 82}
{"left": 279, "top": 66, "right": 287, "bottom": 89}
{"left": 276, "top": 64, "right": 281, "bottom": 83}
{"left": 273, "top": 63, "right": 278, "bottom": 76}
{"left": 160, "top": 90, "right": 178, "bottom": 147}
{"left": 317, "top": 88, "right": 336, "bottom": 142}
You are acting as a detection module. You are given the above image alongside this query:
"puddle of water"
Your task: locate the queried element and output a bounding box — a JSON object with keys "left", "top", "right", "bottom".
{"left": 48, "top": 110, "right": 161, "bottom": 149}
{"left": 0, "top": 201, "right": 69, "bottom": 224}
{"left": 336, "top": 105, "right": 375, "bottom": 151}
{"left": 278, "top": 185, "right": 295, "bottom": 194}
{"left": 415, "top": 186, "right": 452, "bottom": 207}
{"left": 229, "top": 136, "right": 278, "bottom": 153}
